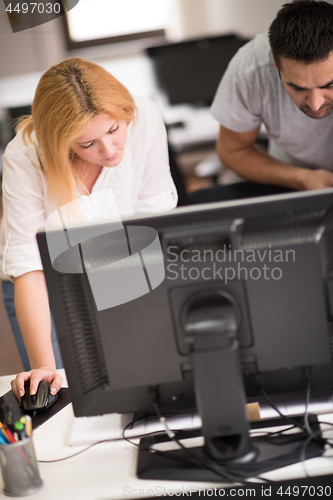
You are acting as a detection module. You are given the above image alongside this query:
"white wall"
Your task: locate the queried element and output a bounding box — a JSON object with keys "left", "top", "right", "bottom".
{"left": 167, "top": 0, "right": 285, "bottom": 41}
{"left": 204, "top": 0, "right": 333, "bottom": 39}
{"left": 2, "top": 0, "right": 333, "bottom": 105}
{"left": 205, "top": 0, "right": 286, "bottom": 38}
{"left": 0, "top": 1, "right": 66, "bottom": 78}
{"left": 0, "top": 0, "right": 289, "bottom": 80}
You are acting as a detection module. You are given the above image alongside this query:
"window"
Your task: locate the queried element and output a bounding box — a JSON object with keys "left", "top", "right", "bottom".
{"left": 63, "top": 0, "right": 171, "bottom": 49}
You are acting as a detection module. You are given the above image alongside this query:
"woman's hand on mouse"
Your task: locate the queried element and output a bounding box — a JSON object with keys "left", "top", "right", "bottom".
{"left": 11, "top": 367, "right": 63, "bottom": 404}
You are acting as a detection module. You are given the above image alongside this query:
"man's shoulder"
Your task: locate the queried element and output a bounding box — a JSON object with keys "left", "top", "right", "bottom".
{"left": 210, "top": 32, "right": 279, "bottom": 132}
{"left": 234, "top": 32, "right": 274, "bottom": 75}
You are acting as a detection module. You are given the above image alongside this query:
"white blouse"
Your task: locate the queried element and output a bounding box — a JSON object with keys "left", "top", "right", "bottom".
{"left": 0, "top": 95, "right": 178, "bottom": 281}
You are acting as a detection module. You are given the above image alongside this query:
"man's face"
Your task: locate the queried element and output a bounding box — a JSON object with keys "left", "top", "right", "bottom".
{"left": 275, "top": 51, "right": 333, "bottom": 119}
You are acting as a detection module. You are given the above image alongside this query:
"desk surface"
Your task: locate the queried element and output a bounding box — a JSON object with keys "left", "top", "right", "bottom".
{"left": 1, "top": 371, "right": 333, "bottom": 499}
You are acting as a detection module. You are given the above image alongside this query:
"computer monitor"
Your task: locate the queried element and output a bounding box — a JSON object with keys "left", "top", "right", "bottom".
{"left": 37, "top": 188, "right": 333, "bottom": 480}
{"left": 147, "top": 34, "right": 250, "bottom": 106}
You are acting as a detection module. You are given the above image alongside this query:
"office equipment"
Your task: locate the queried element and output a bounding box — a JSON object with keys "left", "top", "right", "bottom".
{"left": 69, "top": 411, "right": 200, "bottom": 446}
{"left": 1, "top": 372, "right": 333, "bottom": 499}
{"left": 0, "top": 434, "right": 43, "bottom": 496}
{"left": 21, "top": 381, "right": 58, "bottom": 415}
{"left": 0, "top": 388, "right": 71, "bottom": 432}
{"left": 146, "top": 34, "right": 251, "bottom": 153}
{"left": 147, "top": 34, "right": 250, "bottom": 106}
{"left": 37, "top": 188, "right": 333, "bottom": 480}
{"left": 69, "top": 393, "right": 333, "bottom": 447}
{"left": 19, "top": 416, "right": 32, "bottom": 438}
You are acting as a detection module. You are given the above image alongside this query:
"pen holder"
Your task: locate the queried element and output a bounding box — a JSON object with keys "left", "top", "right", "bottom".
{"left": 0, "top": 435, "right": 43, "bottom": 497}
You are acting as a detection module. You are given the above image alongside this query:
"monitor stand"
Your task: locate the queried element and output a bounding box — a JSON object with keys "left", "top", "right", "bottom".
{"left": 137, "top": 290, "right": 325, "bottom": 481}
{"left": 136, "top": 415, "right": 324, "bottom": 481}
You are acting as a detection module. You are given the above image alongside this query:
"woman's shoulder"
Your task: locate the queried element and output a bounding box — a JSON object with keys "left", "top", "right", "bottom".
{"left": 132, "top": 94, "right": 155, "bottom": 107}
{"left": 133, "top": 95, "right": 162, "bottom": 115}
{"left": 4, "top": 127, "right": 37, "bottom": 157}
{"left": 132, "top": 95, "right": 164, "bottom": 128}
{"left": 2, "top": 128, "right": 42, "bottom": 179}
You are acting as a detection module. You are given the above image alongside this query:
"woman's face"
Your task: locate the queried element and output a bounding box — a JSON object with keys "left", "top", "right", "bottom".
{"left": 73, "top": 113, "right": 128, "bottom": 168}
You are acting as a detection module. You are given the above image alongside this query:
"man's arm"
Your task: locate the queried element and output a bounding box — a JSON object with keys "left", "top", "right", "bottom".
{"left": 11, "top": 271, "right": 63, "bottom": 400}
{"left": 217, "top": 124, "right": 333, "bottom": 190}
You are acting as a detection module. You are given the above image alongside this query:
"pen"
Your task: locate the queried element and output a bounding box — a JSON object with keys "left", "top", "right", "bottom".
{"left": 0, "top": 432, "right": 7, "bottom": 445}
{"left": 0, "top": 429, "right": 10, "bottom": 444}
{"left": 14, "top": 421, "right": 26, "bottom": 441}
{"left": 20, "top": 415, "right": 32, "bottom": 438}
{"left": 0, "top": 423, "right": 11, "bottom": 442}
{"left": 0, "top": 422, "right": 16, "bottom": 443}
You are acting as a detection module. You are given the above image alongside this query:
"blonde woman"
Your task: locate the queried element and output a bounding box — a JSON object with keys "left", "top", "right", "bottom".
{"left": 0, "top": 57, "right": 177, "bottom": 400}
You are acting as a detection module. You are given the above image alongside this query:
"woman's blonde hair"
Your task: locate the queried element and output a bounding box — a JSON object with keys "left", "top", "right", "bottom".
{"left": 16, "top": 57, "right": 136, "bottom": 209}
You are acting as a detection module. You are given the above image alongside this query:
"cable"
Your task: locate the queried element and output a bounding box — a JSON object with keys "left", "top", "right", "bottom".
{"left": 303, "top": 374, "right": 313, "bottom": 438}
{"left": 38, "top": 412, "right": 197, "bottom": 463}
{"left": 149, "top": 399, "right": 273, "bottom": 485}
{"left": 260, "top": 376, "right": 331, "bottom": 480}
{"left": 299, "top": 428, "right": 327, "bottom": 478}
{"left": 260, "top": 386, "right": 312, "bottom": 434}
{"left": 38, "top": 438, "right": 119, "bottom": 463}
{"left": 38, "top": 384, "right": 333, "bottom": 477}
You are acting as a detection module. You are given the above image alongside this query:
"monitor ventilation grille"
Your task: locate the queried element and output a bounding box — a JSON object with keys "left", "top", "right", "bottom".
{"left": 325, "top": 224, "right": 333, "bottom": 275}
{"left": 165, "top": 232, "right": 230, "bottom": 255}
{"left": 329, "top": 321, "right": 333, "bottom": 359}
{"left": 240, "top": 208, "right": 327, "bottom": 249}
{"left": 58, "top": 273, "right": 109, "bottom": 395}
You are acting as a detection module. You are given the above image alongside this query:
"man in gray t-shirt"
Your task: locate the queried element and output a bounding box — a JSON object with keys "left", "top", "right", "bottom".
{"left": 210, "top": 0, "right": 333, "bottom": 192}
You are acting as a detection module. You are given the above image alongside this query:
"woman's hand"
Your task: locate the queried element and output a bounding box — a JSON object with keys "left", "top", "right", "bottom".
{"left": 11, "top": 367, "right": 63, "bottom": 404}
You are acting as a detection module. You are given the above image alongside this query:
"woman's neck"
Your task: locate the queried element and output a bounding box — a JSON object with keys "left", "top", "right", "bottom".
{"left": 75, "top": 160, "right": 103, "bottom": 194}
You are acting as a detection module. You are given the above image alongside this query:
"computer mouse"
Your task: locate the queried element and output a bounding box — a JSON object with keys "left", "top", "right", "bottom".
{"left": 20, "top": 380, "right": 59, "bottom": 414}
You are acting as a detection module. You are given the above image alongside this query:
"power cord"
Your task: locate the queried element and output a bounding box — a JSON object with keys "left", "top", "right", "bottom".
{"left": 149, "top": 397, "right": 272, "bottom": 485}
{"left": 38, "top": 380, "right": 333, "bottom": 479}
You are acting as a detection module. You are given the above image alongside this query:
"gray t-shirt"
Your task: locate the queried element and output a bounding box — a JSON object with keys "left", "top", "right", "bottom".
{"left": 210, "top": 33, "right": 333, "bottom": 171}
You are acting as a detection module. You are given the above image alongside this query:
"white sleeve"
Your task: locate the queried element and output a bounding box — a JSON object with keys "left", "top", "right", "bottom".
{"left": 1, "top": 143, "right": 46, "bottom": 279}
{"left": 134, "top": 100, "right": 178, "bottom": 214}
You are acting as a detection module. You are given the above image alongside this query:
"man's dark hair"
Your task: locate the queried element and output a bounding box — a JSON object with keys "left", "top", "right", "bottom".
{"left": 269, "top": 0, "right": 333, "bottom": 68}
